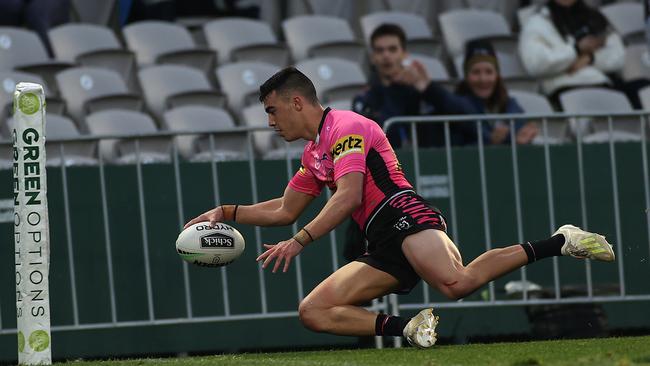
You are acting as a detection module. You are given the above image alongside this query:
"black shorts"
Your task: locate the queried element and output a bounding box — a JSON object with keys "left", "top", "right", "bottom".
{"left": 355, "top": 190, "right": 448, "bottom": 294}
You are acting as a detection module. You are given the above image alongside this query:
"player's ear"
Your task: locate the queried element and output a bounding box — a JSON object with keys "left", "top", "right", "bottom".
{"left": 292, "top": 95, "right": 303, "bottom": 111}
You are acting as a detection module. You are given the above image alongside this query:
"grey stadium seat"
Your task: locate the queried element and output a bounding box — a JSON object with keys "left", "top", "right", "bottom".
{"left": 623, "top": 44, "right": 650, "bottom": 82}
{"left": 559, "top": 87, "right": 639, "bottom": 143}
{"left": 0, "top": 27, "right": 72, "bottom": 93}
{"left": 295, "top": 57, "right": 367, "bottom": 103}
{"left": 216, "top": 61, "right": 279, "bottom": 116}
{"left": 439, "top": 9, "right": 515, "bottom": 58}
{"left": 163, "top": 106, "right": 247, "bottom": 162}
{"left": 48, "top": 23, "right": 137, "bottom": 91}
{"left": 70, "top": 0, "right": 117, "bottom": 26}
{"left": 600, "top": 2, "right": 646, "bottom": 45}
{"left": 123, "top": 21, "right": 216, "bottom": 74}
{"left": 241, "top": 103, "right": 304, "bottom": 159}
{"left": 509, "top": 90, "right": 567, "bottom": 144}
{"left": 138, "top": 64, "right": 226, "bottom": 120}
{"left": 56, "top": 67, "right": 143, "bottom": 131}
{"left": 203, "top": 18, "right": 289, "bottom": 67}
{"left": 86, "top": 109, "right": 171, "bottom": 164}
{"left": 0, "top": 71, "right": 65, "bottom": 117}
{"left": 282, "top": 15, "right": 365, "bottom": 63}
{"left": 409, "top": 54, "right": 455, "bottom": 91}
{"left": 453, "top": 52, "right": 538, "bottom": 92}
{"left": 360, "top": 11, "right": 441, "bottom": 58}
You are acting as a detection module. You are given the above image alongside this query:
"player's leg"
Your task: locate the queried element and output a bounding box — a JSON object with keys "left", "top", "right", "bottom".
{"left": 298, "top": 261, "right": 399, "bottom": 336}
{"left": 402, "top": 225, "right": 615, "bottom": 301}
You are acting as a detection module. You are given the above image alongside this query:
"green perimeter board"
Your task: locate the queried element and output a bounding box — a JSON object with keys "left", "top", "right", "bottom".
{"left": 1, "top": 142, "right": 650, "bottom": 363}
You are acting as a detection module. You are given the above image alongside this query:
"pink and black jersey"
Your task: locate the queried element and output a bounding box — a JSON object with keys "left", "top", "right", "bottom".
{"left": 289, "top": 108, "right": 414, "bottom": 231}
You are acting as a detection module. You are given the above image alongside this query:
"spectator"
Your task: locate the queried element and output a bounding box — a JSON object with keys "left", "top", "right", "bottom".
{"left": 0, "top": 0, "right": 70, "bottom": 56}
{"left": 395, "top": 40, "right": 539, "bottom": 145}
{"left": 352, "top": 24, "right": 442, "bottom": 148}
{"left": 519, "top": 0, "right": 625, "bottom": 105}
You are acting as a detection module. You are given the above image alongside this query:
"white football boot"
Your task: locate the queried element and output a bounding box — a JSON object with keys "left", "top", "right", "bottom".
{"left": 554, "top": 224, "right": 615, "bottom": 262}
{"left": 403, "top": 308, "right": 439, "bottom": 349}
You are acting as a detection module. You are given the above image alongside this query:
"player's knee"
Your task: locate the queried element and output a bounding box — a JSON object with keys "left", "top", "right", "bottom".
{"left": 298, "top": 300, "right": 327, "bottom": 333}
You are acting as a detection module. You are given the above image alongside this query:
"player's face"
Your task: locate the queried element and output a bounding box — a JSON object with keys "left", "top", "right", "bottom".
{"left": 371, "top": 35, "right": 407, "bottom": 81}
{"left": 263, "top": 91, "right": 301, "bottom": 141}
{"left": 466, "top": 61, "right": 498, "bottom": 100}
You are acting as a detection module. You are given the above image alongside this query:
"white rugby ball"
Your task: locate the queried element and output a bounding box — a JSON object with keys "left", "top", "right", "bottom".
{"left": 175, "top": 222, "right": 245, "bottom": 267}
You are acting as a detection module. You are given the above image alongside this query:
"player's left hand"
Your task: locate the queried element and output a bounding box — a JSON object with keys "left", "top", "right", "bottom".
{"left": 256, "top": 239, "right": 304, "bottom": 273}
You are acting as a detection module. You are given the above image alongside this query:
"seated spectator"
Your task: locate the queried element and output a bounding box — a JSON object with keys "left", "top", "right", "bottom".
{"left": 0, "top": 0, "right": 70, "bottom": 56}
{"left": 352, "top": 23, "right": 442, "bottom": 148}
{"left": 396, "top": 40, "right": 539, "bottom": 145}
{"left": 519, "top": 0, "right": 626, "bottom": 106}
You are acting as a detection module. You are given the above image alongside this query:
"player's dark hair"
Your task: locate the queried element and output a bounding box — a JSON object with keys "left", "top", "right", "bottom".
{"left": 259, "top": 67, "right": 319, "bottom": 104}
{"left": 370, "top": 23, "right": 407, "bottom": 50}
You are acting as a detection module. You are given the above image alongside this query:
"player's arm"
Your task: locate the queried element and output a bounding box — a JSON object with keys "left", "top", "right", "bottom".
{"left": 183, "top": 185, "right": 314, "bottom": 229}
{"left": 256, "top": 171, "right": 364, "bottom": 273}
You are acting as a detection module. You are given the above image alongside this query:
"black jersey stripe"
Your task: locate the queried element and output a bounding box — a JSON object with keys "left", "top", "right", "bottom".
{"left": 367, "top": 148, "right": 402, "bottom": 197}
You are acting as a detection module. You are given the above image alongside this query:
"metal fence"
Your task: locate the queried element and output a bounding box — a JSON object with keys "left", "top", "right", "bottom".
{"left": 1, "top": 111, "right": 650, "bottom": 352}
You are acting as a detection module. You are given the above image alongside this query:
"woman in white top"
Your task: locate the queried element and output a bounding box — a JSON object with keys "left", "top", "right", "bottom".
{"left": 519, "top": 0, "right": 625, "bottom": 104}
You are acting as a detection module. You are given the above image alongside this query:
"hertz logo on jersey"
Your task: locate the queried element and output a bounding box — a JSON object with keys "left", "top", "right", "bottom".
{"left": 331, "top": 134, "right": 364, "bottom": 163}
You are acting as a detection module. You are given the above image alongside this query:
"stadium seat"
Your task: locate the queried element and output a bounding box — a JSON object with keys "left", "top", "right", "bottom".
{"left": 215, "top": 61, "right": 279, "bottom": 116}
{"left": 360, "top": 11, "right": 441, "bottom": 58}
{"left": 241, "top": 103, "right": 304, "bottom": 159}
{"left": 70, "top": 0, "right": 117, "bottom": 26}
{"left": 85, "top": 109, "right": 171, "bottom": 164}
{"left": 559, "top": 87, "right": 640, "bottom": 143}
{"left": 282, "top": 15, "right": 365, "bottom": 63}
{"left": 623, "top": 44, "right": 650, "bottom": 83}
{"left": 438, "top": 9, "right": 516, "bottom": 58}
{"left": 48, "top": 24, "right": 137, "bottom": 91}
{"left": 509, "top": 90, "right": 567, "bottom": 144}
{"left": 328, "top": 98, "right": 353, "bottom": 110}
{"left": 0, "top": 27, "right": 72, "bottom": 93}
{"left": 138, "top": 64, "right": 226, "bottom": 121}
{"left": 408, "top": 54, "right": 455, "bottom": 91}
{"left": 56, "top": 67, "right": 143, "bottom": 131}
{"left": 0, "top": 71, "right": 65, "bottom": 117}
{"left": 385, "top": 0, "right": 438, "bottom": 29}
{"left": 203, "top": 18, "right": 289, "bottom": 67}
{"left": 295, "top": 57, "right": 367, "bottom": 103}
{"left": 453, "top": 52, "right": 538, "bottom": 92}
{"left": 123, "top": 21, "right": 216, "bottom": 75}
{"left": 303, "top": 0, "right": 387, "bottom": 29}
{"left": 600, "top": 2, "right": 646, "bottom": 45}
{"left": 163, "top": 105, "right": 247, "bottom": 162}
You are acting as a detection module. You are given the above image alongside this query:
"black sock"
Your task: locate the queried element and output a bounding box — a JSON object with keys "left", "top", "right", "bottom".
{"left": 520, "top": 234, "right": 565, "bottom": 264}
{"left": 375, "top": 314, "right": 410, "bottom": 336}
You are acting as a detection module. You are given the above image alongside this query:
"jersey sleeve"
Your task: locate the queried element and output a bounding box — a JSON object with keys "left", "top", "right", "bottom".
{"left": 329, "top": 118, "right": 368, "bottom": 181}
{"left": 288, "top": 161, "right": 324, "bottom": 197}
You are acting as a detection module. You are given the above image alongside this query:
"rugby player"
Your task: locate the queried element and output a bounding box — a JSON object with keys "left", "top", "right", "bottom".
{"left": 185, "top": 67, "right": 615, "bottom": 348}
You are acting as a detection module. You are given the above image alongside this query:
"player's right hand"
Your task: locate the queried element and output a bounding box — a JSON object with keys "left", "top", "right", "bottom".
{"left": 184, "top": 206, "right": 224, "bottom": 229}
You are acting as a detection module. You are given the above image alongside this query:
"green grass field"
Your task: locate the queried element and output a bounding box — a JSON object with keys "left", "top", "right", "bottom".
{"left": 59, "top": 335, "right": 650, "bottom": 366}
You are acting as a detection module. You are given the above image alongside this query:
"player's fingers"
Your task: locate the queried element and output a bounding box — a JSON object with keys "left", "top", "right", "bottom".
{"left": 262, "top": 249, "right": 278, "bottom": 268}
{"left": 272, "top": 254, "right": 283, "bottom": 273}
{"left": 283, "top": 256, "right": 292, "bottom": 273}
{"left": 183, "top": 216, "right": 202, "bottom": 229}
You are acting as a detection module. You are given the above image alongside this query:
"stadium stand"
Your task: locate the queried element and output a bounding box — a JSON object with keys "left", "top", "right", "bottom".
{"left": 163, "top": 105, "right": 247, "bottom": 161}
{"left": 216, "top": 61, "right": 279, "bottom": 117}
{"left": 0, "top": 27, "right": 72, "bottom": 93}
{"left": 360, "top": 11, "right": 441, "bottom": 58}
{"left": 138, "top": 64, "right": 226, "bottom": 121}
{"left": 85, "top": 109, "right": 171, "bottom": 164}
{"left": 56, "top": 67, "right": 143, "bottom": 132}
{"left": 70, "top": 0, "right": 117, "bottom": 26}
{"left": 48, "top": 23, "right": 137, "bottom": 91}
{"left": 509, "top": 89, "right": 568, "bottom": 144}
{"left": 623, "top": 44, "right": 650, "bottom": 83}
{"left": 453, "top": 51, "right": 538, "bottom": 92}
{"left": 560, "top": 87, "right": 640, "bottom": 143}
{"left": 600, "top": 2, "right": 646, "bottom": 45}
{"left": 295, "top": 57, "right": 367, "bottom": 104}
{"left": 203, "top": 18, "right": 289, "bottom": 67}
{"left": 282, "top": 15, "right": 365, "bottom": 64}
{"left": 639, "top": 85, "right": 650, "bottom": 110}
{"left": 123, "top": 20, "right": 216, "bottom": 75}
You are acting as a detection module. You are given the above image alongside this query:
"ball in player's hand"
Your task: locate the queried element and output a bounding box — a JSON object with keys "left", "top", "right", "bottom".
{"left": 176, "top": 222, "right": 245, "bottom": 267}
